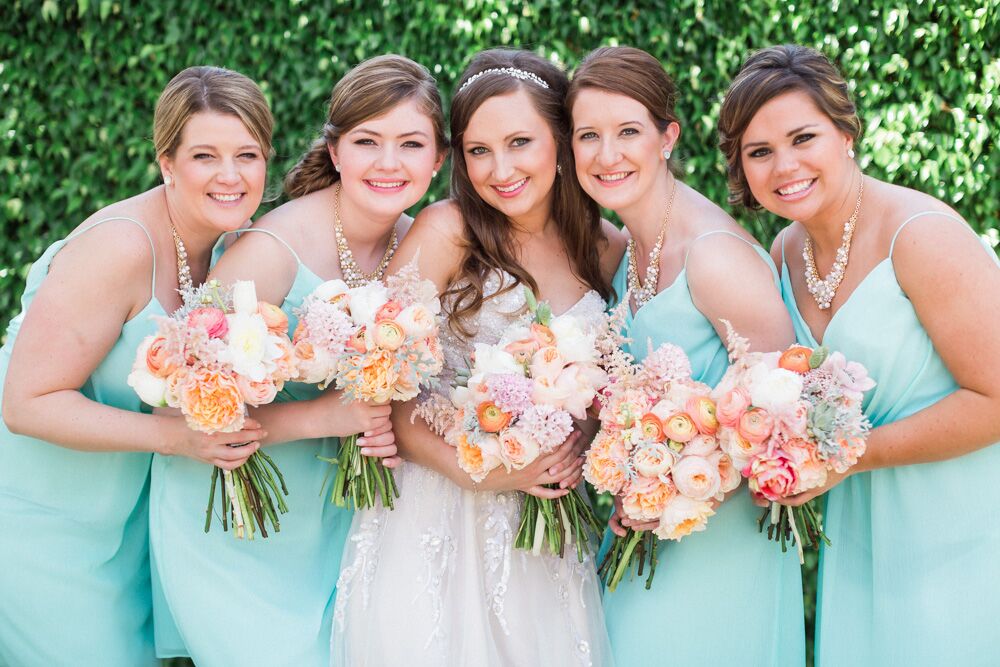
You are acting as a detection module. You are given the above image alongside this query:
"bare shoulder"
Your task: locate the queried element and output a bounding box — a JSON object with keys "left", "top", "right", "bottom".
{"left": 769, "top": 222, "right": 799, "bottom": 269}
{"left": 411, "top": 199, "right": 464, "bottom": 239}
{"left": 55, "top": 198, "right": 157, "bottom": 285}
{"left": 389, "top": 200, "right": 465, "bottom": 287}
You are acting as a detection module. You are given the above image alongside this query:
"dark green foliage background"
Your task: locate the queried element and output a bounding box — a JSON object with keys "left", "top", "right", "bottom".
{"left": 2, "top": 1, "right": 997, "bottom": 663}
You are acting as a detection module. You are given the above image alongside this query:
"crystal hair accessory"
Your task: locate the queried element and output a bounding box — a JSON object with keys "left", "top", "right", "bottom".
{"left": 457, "top": 67, "right": 550, "bottom": 93}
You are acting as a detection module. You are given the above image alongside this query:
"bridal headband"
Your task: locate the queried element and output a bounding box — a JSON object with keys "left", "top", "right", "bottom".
{"left": 457, "top": 67, "right": 550, "bottom": 93}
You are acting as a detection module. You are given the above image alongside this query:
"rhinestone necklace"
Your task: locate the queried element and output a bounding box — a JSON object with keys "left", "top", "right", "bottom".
{"left": 168, "top": 220, "right": 194, "bottom": 293}
{"left": 333, "top": 182, "right": 398, "bottom": 288}
{"left": 802, "top": 177, "right": 864, "bottom": 310}
{"left": 626, "top": 178, "right": 677, "bottom": 310}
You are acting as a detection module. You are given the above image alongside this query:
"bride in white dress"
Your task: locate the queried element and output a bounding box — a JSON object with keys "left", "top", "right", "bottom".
{"left": 331, "top": 49, "right": 625, "bottom": 666}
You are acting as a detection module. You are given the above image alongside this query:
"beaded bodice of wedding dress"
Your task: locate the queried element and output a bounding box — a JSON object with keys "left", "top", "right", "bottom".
{"left": 331, "top": 271, "right": 613, "bottom": 667}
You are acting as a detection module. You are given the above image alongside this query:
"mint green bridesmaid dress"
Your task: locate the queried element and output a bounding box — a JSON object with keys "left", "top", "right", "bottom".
{"left": 0, "top": 218, "right": 161, "bottom": 666}
{"left": 780, "top": 213, "right": 1000, "bottom": 666}
{"left": 603, "top": 231, "right": 805, "bottom": 666}
{"left": 150, "top": 228, "right": 352, "bottom": 666}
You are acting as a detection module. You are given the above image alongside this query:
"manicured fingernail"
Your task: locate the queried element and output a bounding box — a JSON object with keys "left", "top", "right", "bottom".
{"left": 361, "top": 448, "right": 371, "bottom": 456}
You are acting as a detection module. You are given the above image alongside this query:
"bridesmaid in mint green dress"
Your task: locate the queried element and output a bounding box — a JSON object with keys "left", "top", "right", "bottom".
{"left": 569, "top": 47, "right": 805, "bottom": 665}
{"left": 149, "top": 55, "right": 447, "bottom": 666}
{"left": 0, "top": 67, "right": 270, "bottom": 666}
{"left": 719, "top": 45, "right": 1000, "bottom": 665}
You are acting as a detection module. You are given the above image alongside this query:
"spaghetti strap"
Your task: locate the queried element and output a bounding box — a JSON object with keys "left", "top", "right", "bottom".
{"left": 889, "top": 210, "right": 968, "bottom": 258}
{"left": 685, "top": 229, "right": 779, "bottom": 287}
{"left": 228, "top": 227, "right": 303, "bottom": 265}
{"left": 67, "top": 216, "right": 157, "bottom": 300}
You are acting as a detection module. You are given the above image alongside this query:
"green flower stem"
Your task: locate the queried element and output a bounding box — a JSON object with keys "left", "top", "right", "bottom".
{"left": 321, "top": 433, "right": 400, "bottom": 510}
{"left": 205, "top": 465, "right": 220, "bottom": 533}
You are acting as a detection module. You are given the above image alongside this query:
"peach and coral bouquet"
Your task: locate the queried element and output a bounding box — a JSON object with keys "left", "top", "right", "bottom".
{"left": 127, "top": 280, "right": 297, "bottom": 540}
{"left": 440, "top": 288, "right": 605, "bottom": 562}
{"left": 586, "top": 335, "right": 740, "bottom": 591}
{"left": 713, "top": 322, "right": 874, "bottom": 561}
{"left": 292, "top": 259, "right": 444, "bottom": 510}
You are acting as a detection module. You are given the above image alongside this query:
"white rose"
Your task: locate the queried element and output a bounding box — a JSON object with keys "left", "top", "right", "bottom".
{"left": 231, "top": 280, "right": 259, "bottom": 315}
{"left": 224, "top": 313, "right": 282, "bottom": 382}
{"left": 395, "top": 303, "right": 435, "bottom": 337}
{"left": 549, "top": 314, "right": 598, "bottom": 364}
{"left": 312, "top": 279, "right": 349, "bottom": 303}
{"left": 472, "top": 343, "right": 523, "bottom": 377}
{"left": 346, "top": 283, "right": 389, "bottom": 325}
{"left": 672, "top": 455, "right": 722, "bottom": 501}
{"left": 632, "top": 442, "right": 674, "bottom": 477}
{"left": 127, "top": 367, "right": 168, "bottom": 407}
{"left": 681, "top": 434, "right": 719, "bottom": 457}
{"left": 748, "top": 365, "right": 804, "bottom": 413}
{"left": 654, "top": 494, "right": 715, "bottom": 541}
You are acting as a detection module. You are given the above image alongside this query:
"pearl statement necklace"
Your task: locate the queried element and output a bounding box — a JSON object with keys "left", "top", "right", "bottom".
{"left": 169, "top": 222, "right": 194, "bottom": 293}
{"left": 333, "top": 183, "right": 398, "bottom": 288}
{"left": 626, "top": 178, "right": 677, "bottom": 310}
{"left": 802, "top": 178, "right": 864, "bottom": 310}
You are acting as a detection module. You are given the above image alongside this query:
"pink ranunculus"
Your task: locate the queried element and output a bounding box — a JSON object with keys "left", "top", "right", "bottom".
{"left": 716, "top": 387, "right": 750, "bottom": 427}
{"left": 738, "top": 407, "right": 774, "bottom": 444}
{"left": 686, "top": 396, "right": 719, "bottom": 435}
{"left": 745, "top": 451, "right": 798, "bottom": 502}
{"left": 187, "top": 307, "right": 229, "bottom": 339}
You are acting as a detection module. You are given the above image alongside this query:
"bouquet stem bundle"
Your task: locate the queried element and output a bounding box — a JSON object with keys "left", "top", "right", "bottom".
{"left": 320, "top": 434, "right": 399, "bottom": 510}
{"left": 598, "top": 528, "right": 660, "bottom": 592}
{"left": 205, "top": 450, "right": 289, "bottom": 539}
{"left": 515, "top": 489, "right": 602, "bottom": 562}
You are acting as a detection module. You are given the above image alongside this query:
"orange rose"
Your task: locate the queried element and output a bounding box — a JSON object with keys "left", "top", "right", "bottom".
{"left": 530, "top": 323, "right": 556, "bottom": 346}
{"left": 686, "top": 396, "right": 719, "bottom": 435}
{"left": 354, "top": 349, "right": 399, "bottom": 402}
{"left": 622, "top": 477, "right": 676, "bottom": 522}
{"left": 457, "top": 434, "right": 485, "bottom": 475}
{"left": 179, "top": 366, "right": 245, "bottom": 433}
{"left": 476, "top": 401, "right": 511, "bottom": 433}
{"left": 257, "top": 302, "right": 289, "bottom": 336}
{"left": 145, "top": 336, "right": 178, "bottom": 378}
{"left": 639, "top": 413, "right": 666, "bottom": 442}
{"left": 294, "top": 340, "right": 315, "bottom": 361}
{"left": 583, "top": 433, "right": 628, "bottom": 495}
{"left": 663, "top": 413, "right": 697, "bottom": 443}
{"left": 779, "top": 346, "right": 813, "bottom": 374}
{"left": 372, "top": 320, "right": 405, "bottom": 350}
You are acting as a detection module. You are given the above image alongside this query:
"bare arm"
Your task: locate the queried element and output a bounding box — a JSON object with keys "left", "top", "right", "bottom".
{"left": 687, "top": 232, "right": 796, "bottom": 352}
{"left": 1, "top": 221, "right": 262, "bottom": 466}
{"left": 860, "top": 215, "right": 1000, "bottom": 469}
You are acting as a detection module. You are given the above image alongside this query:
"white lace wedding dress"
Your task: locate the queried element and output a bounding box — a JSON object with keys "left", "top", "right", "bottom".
{"left": 331, "top": 272, "right": 614, "bottom": 667}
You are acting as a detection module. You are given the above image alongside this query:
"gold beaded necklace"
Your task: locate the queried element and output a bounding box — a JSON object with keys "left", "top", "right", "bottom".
{"left": 626, "top": 178, "right": 677, "bottom": 310}
{"left": 168, "top": 222, "right": 194, "bottom": 293}
{"left": 333, "top": 182, "right": 398, "bottom": 288}
{"left": 802, "top": 177, "right": 864, "bottom": 310}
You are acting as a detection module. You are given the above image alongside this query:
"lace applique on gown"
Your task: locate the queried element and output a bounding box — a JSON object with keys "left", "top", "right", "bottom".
{"left": 331, "top": 272, "right": 614, "bottom": 667}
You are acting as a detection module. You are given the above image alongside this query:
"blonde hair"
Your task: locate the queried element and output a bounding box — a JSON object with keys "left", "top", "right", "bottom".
{"left": 153, "top": 66, "right": 273, "bottom": 160}
{"left": 718, "top": 44, "right": 862, "bottom": 209}
{"left": 284, "top": 54, "right": 447, "bottom": 199}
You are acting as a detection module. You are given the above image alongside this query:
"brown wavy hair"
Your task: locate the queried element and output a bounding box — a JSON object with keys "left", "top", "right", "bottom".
{"left": 567, "top": 46, "right": 682, "bottom": 177}
{"left": 718, "top": 44, "right": 862, "bottom": 210}
{"left": 446, "top": 49, "right": 610, "bottom": 337}
{"left": 284, "top": 54, "right": 447, "bottom": 199}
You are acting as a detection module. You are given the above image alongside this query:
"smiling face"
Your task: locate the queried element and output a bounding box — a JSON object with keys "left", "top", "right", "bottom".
{"left": 330, "top": 98, "right": 443, "bottom": 221}
{"left": 739, "top": 90, "right": 855, "bottom": 223}
{"left": 461, "top": 88, "right": 559, "bottom": 227}
{"left": 570, "top": 88, "right": 677, "bottom": 215}
{"left": 159, "top": 111, "right": 267, "bottom": 232}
